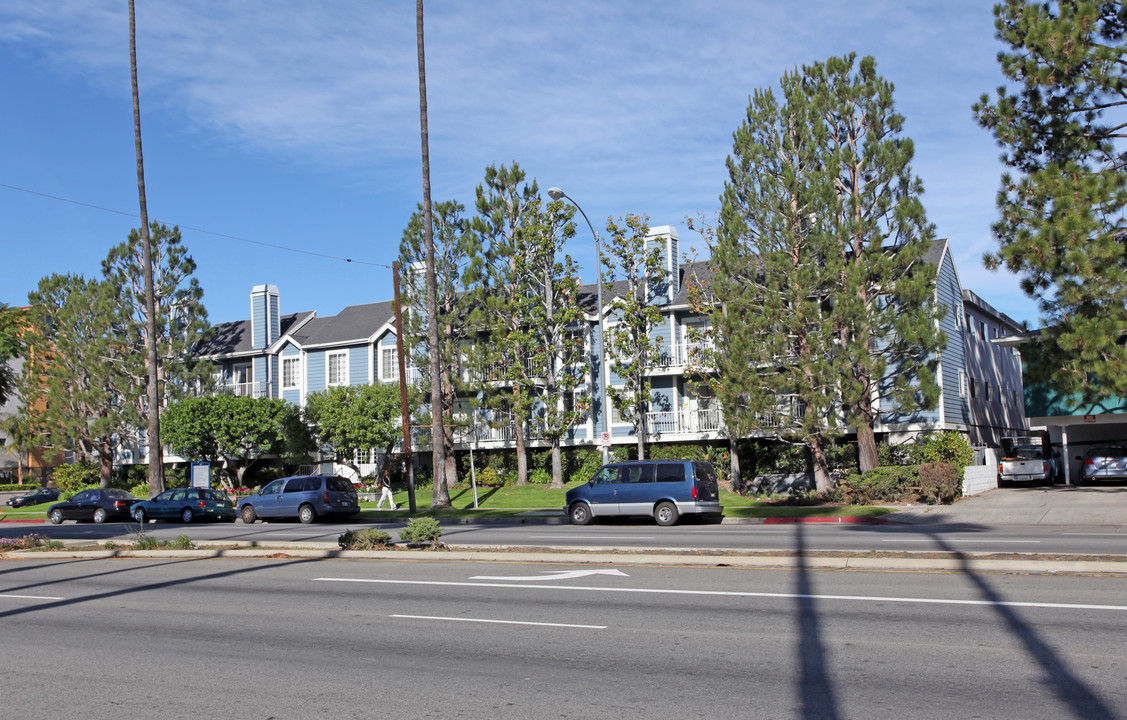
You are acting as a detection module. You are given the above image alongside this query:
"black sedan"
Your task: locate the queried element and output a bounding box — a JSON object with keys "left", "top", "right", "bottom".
{"left": 6, "top": 487, "right": 60, "bottom": 508}
{"left": 47, "top": 488, "right": 139, "bottom": 524}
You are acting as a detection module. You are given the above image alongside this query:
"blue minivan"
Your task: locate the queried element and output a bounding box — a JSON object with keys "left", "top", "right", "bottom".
{"left": 564, "top": 460, "right": 722, "bottom": 526}
{"left": 238, "top": 475, "right": 360, "bottom": 524}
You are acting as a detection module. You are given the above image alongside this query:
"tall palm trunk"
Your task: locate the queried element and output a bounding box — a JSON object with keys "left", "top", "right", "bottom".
{"left": 129, "top": 0, "right": 163, "bottom": 496}
{"left": 417, "top": 0, "right": 450, "bottom": 506}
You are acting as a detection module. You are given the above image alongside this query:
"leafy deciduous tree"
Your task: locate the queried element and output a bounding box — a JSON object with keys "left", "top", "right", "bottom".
{"left": 161, "top": 395, "right": 312, "bottom": 487}
{"left": 304, "top": 384, "right": 403, "bottom": 478}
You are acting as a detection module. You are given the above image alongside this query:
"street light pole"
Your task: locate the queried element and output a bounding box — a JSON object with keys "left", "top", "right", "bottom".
{"left": 547, "top": 187, "right": 610, "bottom": 465}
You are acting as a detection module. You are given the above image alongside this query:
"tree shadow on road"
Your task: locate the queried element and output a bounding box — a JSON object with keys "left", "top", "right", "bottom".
{"left": 923, "top": 529, "right": 1120, "bottom": 720}
{"left": 0, "top": 556, "right": 322, "bottom": 620}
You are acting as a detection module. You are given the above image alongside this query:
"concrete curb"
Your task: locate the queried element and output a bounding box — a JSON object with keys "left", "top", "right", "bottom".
{"left": 4, "top": 542, "right": 1126, "bottom": 575}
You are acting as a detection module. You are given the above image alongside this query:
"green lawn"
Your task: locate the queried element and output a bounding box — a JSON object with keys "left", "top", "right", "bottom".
{"left": 1, "top": 485, "right": 894, "bottom": 522}
{"left": 356, "top": 483, "right": 893, "bottom": 519}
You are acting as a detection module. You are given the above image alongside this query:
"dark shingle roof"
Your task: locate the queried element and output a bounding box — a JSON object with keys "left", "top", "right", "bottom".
{"left": 196, "top": 311, "right": 314, "bottom": 357}
{"left": 289, "top": 301, "right": 396, "bottom": 347}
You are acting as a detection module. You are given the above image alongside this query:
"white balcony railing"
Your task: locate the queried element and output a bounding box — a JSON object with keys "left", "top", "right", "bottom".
{"left": 651, "top": 340, "right": 716, "bottom": 370}
{"left": 644, "top": 408, "right": 723, "bottom": 435}
{"left": 220, "top": 381, "right": 269, "bottom": 398}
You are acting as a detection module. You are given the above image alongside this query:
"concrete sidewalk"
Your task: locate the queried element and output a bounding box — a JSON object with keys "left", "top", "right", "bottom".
{"left": 886, "top": 484, "right": 1127, "bottom": 528}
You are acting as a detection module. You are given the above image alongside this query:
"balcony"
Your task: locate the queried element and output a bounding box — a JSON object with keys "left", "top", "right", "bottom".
{"left": 644, "top": 408, "right": 723, "bottom": 435}
{"left": 219, "top": 381, "right": 269, "bottom": 398}
{"left": 650, "top": 340, "right": 716, "bottom": 372}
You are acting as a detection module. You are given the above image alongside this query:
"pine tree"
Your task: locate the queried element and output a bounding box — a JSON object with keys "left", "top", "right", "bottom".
{"left": 601, "top": 214, "right": 667, "bottom": 461}
{"left": 520, "top": 197, "right": 588, "bottom": 488}
{"left": 814, "top": 55, "right": 944, "bottom": 473}
{"left": 473, "top": 163, "right": 541, "bottom": 484}
{"left": 716, "top": 54, "right": 944, "bottom": 479}
{"left": 975, "top": 0, "right": 1127, "bottom": 402}
{"left": 398, "top": 200, "right": 483, "bottom": 493}
{"left": 102, "top": 222, "right": 211, "bottom": 434}
{"left": 20, "top": 274, "right": 131, "bottom": 485}
{"left": 715, "top": 69, "right": 846, "bottom": 491}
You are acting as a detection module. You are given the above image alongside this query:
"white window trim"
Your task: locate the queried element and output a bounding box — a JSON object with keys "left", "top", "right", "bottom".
{"left": 282, "top": 356, "right": 301, "bottom": 390}
{"left": 380, "top": 345, "right": 399, "bottom": 382}
{"left": 327, "top": 350, "right": 349, "bottom": 387}
{"left": 958, "top": 369, "right": 966, "bottom": 398}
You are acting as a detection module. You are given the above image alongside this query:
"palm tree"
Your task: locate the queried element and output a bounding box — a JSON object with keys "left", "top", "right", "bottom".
{"left": 416, "top": 0, "right": 450, "bottom": 507}
{"left": 128, "top": 0, "right": 164, "bottom": 496}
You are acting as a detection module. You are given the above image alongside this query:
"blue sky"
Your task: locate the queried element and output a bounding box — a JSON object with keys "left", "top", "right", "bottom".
{"left": 0, "top": 1, "right": 1032, "bottom": 326}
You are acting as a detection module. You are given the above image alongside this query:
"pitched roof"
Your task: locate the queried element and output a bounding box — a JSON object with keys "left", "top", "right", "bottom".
{"left": 288, "top": 300, "right": 396, "bottom": 348}
{"left": 196, "top": 311, "right": 314, "bottom": 357}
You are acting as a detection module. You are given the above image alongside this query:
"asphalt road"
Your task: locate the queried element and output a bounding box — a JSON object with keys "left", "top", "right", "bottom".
{"left": 5, "top": 517, "right": 1127, "bottom": 557}
{"left": 3, "top": 555, "right": 1125, "bottom": 719}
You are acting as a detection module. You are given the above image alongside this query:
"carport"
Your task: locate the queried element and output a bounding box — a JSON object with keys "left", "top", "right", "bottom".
{"left": 997, "top": 333, "right": 1127, "bottom": 486}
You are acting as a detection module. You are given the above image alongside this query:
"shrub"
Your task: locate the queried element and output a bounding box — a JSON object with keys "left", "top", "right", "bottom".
{"left": 473, "top": 466, "right": 504, "bottom": 488}
{"left": 528, "top": 468, "right": 551, "bottom": 485}
{"left": 843, "top": 465, "right": 919, "bottom": 504}
{"left": 918, "top": 461, "right": 962, "bottom": 505}
{"left": 129, "top": 483, "right": 150, "bottom": 499}
{"left": 565, "top": 447, "right": 604, "bottom": 484}
{"left": 878, "top": 441, "right": 925, "bottom": 467}
{"left": 53, "top": 462, "right": 101, "bottom": 493}
{"left": 399, "top": 517, "right": 443, "bottom": 547}
{"left": 338, "top": 528, "right": 393, "bottom": 550}
{"left": 922, "top": 430, "right": 974, "bottom": 470}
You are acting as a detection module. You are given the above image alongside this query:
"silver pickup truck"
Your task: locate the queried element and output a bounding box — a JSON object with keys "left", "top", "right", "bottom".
{"left": 998, "top": 437, "right": 1059, "bottom": 487}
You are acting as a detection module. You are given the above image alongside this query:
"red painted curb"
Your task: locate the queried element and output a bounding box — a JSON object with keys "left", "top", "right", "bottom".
{"left": 763, "top": 516, "right": 886, "bottom": 525}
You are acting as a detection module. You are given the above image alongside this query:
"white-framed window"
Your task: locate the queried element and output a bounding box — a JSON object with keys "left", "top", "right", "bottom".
{"left": 327, "top": 351, "right": 348, "bottom": 386}
{"left": 610, "top": 389, "right": 633, "bottom": 425}
{"left": 381, "top": 346, "right": 399, "bottom": 381}
{"left": 282, "top": 357, "right": 301, "bottom": 390}
{"left": 954, "top": 306, "right": 963, "bottom": 330}
{"left": 958, "top": 369, "right": 966, "bottom": 398}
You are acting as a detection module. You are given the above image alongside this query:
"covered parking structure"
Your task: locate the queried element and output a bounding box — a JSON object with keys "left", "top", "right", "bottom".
{"left": 996, "top": 333, "right": 1127, "bottom": 486}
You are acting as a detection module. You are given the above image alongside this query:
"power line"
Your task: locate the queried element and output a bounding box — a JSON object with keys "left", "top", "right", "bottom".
{"left": 0, "top": 181, "right": 390, "bottom": 268}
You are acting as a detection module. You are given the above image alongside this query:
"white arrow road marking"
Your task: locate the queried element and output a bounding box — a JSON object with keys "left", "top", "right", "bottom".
{"left": 469, "top": 569, "right": 630, "bottom": 581}
{"left": 391, "top": 614, "right": 606, "bottom": 629}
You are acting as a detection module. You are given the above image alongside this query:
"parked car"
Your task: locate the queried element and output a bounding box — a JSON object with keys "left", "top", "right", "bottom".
{"left": 1080, "top": 446, "right": 1127, "bottom": 483}
{"left": 238, "top": 475, "right": 360, "bottom": 524}
{"left": 131, "top": 487, "right": 237, "bottom": 524}
{"left": 47, "top": 488, "right": 139, "bottom": 524}
{"left": 6, "top": 487, "right": 60, "bottom": 508}
{"left": 564, "top": 459, "right": 723, "bottom": 526}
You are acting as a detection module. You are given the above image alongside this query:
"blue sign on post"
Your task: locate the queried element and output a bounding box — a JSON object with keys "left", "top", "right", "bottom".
{"left": 190, "top": 462, "right": 211, "bottom": 489}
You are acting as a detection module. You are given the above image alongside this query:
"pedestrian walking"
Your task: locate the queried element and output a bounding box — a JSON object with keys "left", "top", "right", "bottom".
{"left": 376, "top": 469, "right": 397, "bottom": 510}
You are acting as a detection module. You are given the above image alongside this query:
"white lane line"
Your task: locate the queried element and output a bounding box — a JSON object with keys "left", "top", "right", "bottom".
{"left": 881, "top": 539, "right": 1042, "bottom": 544}
{"left": 527, "top": 535, "right": 655, "bottom": 540}
{"left": 1062, "top": 533, "right": 1127, "bottom": 536}
{"left": 0, "top": 593, "right": 65, "bottom": 601}
{"left": 391, "top": 614, "right": 606, "bottom": 629}
{"left": 314, "top": 577, "right": 1127, "bottom": 612}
